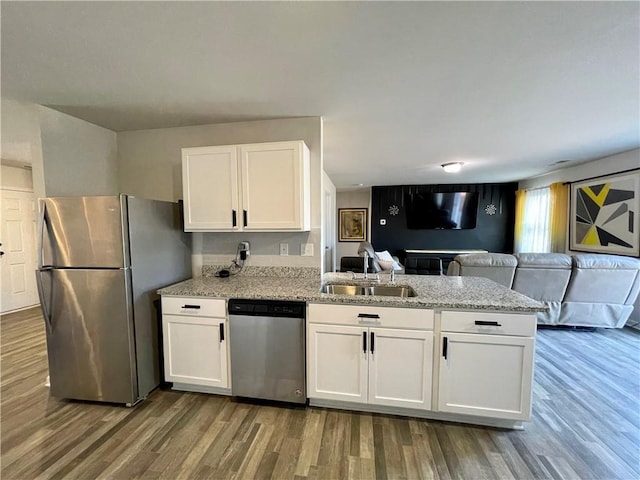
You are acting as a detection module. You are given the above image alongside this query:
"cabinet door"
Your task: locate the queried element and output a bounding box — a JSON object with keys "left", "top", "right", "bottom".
{"left": 240, "top": 141, "right": 310, "bottom": 231}
{"left": 163, "top": 314, "right": 229, "bottom": 388}
{"left": 437, "top": 333, "right": 534, "bottom": 420}
{"left": 307, "top": 324, "right": 367, "bottom": 403}
{"left": 182, "top": 146, "right": 239, "bottom": 231}
{"left": 368, "top": 328, "right": 433, "bottom": 410}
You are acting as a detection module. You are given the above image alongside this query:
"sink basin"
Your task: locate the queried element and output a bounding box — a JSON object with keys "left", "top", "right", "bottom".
{"left": 366, "top": 286, "right": 416, "bottom": 297}
{"left": 320, "top": 284, "right": 416, "bottom": 297}
{"left": 320, "top": 284, "right": 367, "bottom": 295}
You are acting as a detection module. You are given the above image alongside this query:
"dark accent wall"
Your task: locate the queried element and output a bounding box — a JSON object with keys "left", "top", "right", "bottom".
{"left": 371, "top": 183, "right": 518, "bottom": 260}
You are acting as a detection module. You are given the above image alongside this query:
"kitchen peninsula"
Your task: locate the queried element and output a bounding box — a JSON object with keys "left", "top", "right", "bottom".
{"left": 159, "top": 267, "right": 543, "bottom": 429}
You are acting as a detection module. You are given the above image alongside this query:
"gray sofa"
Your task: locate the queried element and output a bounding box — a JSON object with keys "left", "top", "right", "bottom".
{"left": 447, "top": 252, "right": 640, "bottom": 328}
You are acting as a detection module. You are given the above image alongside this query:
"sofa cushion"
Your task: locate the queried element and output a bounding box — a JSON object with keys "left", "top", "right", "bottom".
{"left": 564, "top": 254, "right": 640, "bottom": 304}
{"left": 512, "top": 253, "right": 572, "bottom": 306}
{"left": 456, "top": 253, "right": 517, "bottom": 267}
{"left": 455, "top": 253, "right": 517, "bottom": 287}
{"left": 572, "top": 253, "right": 640, "bottom": 270}
{"left": 515, "top": 253, "right": 572, "bottom": 269}
{"left": 375, "top": 250, "right": 403, "bottom": 271}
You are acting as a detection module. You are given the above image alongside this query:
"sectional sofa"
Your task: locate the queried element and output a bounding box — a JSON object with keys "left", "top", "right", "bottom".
{"left": 447, "top": 252, "right": 640, "bottom": 328}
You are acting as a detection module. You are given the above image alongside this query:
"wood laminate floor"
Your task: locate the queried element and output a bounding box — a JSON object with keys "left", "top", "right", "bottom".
{"left": 1, "top": 307, "right": 639, "bottom": 480}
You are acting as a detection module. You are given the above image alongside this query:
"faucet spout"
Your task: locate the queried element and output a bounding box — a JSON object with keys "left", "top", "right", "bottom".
{"left": 363, "top": 251, "right": 369, "bottom": 279}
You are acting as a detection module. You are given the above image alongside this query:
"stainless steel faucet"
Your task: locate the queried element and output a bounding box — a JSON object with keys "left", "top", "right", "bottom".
{"left": 363, "top": 251, "right": 369, "bottom": 279}
{"left": 390, "top": 268, "right": 396, "bottom": 284}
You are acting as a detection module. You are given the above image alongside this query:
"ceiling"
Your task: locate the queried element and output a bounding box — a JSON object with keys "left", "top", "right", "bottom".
{"left": 2, "top": 1, "right": 639, "bottom": 188}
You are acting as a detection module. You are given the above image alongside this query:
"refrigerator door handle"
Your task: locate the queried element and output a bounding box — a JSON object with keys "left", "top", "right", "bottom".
{"left": 36, "top": 268, "right": 53, "bottom": 333}
{"left": 37, "top": 200, "right": 48, "bottom": 269}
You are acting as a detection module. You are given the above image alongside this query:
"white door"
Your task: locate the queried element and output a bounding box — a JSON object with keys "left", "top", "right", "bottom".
{"left": 182, "top": 146, "right": 239, "bottom": 231}
{"left": 368, "top": 328, "right": 433, "bottom": 409}
{"left": 0, "top": 189, "right": 38, "bottom": 313}
{"left": 307, "top": 324, "right": 368, "bottom": 403}
{"left": 240, "top": 141, "right": 305, "bottom": 230}
{"left": 438, "top": 333, "right": 534, "bottom": 420}
{"left": 163, "top": 315, "right": 228, "bottom": 388}
{"left": 323, "top": 188, "right": 336, "bottom": 273}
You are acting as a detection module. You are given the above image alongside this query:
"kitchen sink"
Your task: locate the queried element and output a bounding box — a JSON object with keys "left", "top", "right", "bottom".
{"left": 365, "top": 286, "right": 416, "bottom": 297}
{"left": 320, "top": 284, "right": 416, "bottom": 297}
{"left": 320, "top": 284, "right": 368, "bottom": 295}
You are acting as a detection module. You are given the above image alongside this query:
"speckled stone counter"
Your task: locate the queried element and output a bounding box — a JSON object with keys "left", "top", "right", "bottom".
{"left": 158, "top": 270, "right": 544, "bottom": 312}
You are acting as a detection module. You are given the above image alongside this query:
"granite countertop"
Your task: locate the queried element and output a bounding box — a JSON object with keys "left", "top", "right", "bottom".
{"left": 158, "top": 268, "right": 544, "bottom": 313}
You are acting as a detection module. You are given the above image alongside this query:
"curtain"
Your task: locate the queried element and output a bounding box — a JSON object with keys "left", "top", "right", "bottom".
{"left": 549, "top": 182, "right": 569, "bottom": 252}
{"left": 514, "top": 189, "right": 527, "bottom": 252}
{"left": 514, "top": 187, "right": 551, "bottom": 253}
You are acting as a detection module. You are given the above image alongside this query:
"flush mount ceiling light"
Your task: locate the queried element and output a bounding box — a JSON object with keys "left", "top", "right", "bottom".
{"left": 441, "top": 162, "right": 464, "bottom": 173}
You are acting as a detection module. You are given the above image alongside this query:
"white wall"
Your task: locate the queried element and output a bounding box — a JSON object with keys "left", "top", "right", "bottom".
{"left": 519, "top": 148, "right": 639, "bottom": 189}
{"left": 336, "top": 188, "right": 372, "bottom": 262}
{"left": 0, "top": 165, "right": 33, "bottom": 190}
{"left": 39, "top": 107, "right": 119, "bottom": 196}
{"left": 117, "top": 117, "right": 323, "bottom": 272}
{"left": 0, "top": 98, "right": 44, "bottom": 198}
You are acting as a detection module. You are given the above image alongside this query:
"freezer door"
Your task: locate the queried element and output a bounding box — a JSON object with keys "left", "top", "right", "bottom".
{"left": 39, "top": 268, "right": 138, "bottom": 404}
{"left": 39, "top": 196, "right": 128, "bottom": 268}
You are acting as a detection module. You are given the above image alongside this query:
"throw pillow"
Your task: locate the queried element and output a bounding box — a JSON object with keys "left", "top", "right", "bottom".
{"left": 375, "top": 250, "right": 402, "bottom": 271}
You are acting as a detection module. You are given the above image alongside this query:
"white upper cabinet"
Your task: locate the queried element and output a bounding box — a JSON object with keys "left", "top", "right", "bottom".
{"left": 182, "top": 141, "right": 310, "bottom": 232}
{"left": 182, "top": 146, "right": 239, "bottom": 231}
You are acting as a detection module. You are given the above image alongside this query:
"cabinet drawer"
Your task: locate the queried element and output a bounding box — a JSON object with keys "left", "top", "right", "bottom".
{"left": 309, "top": 303, "right": 434, "bottom": 330}
{"left": 441, "top": 311, "right": 536, "bottom": 337}
{"left": 162, "top": 296, "right": 226, "bottom": 317}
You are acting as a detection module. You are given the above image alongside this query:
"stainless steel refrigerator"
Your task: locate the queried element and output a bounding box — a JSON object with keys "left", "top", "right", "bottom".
{"left": 36, "top": 195, "right": 191, "bottom": 406}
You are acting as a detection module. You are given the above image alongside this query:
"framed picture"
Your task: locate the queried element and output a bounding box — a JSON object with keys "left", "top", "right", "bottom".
{"left": 338, "top": 208, "right": 367, "bottom": 242}
{"left": 570, "top": 171, "right": 640, "bottom": 256}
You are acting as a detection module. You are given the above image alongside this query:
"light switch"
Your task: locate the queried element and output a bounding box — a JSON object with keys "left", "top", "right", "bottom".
{"left": 279, "top": 243, "right": 289, "bottom": 256}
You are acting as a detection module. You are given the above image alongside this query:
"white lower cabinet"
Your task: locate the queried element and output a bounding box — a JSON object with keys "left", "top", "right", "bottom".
{"left": 368, "top": 327, "right": 433, "bottom": 409}
{"left": 437, "top": 311, "right": 536, "bottom": 421}
{"left": 307, "top": 324, "right": 368, "bottom": 403}
{"left": 161, "top": 297, "right": 229, "bottom": 390}
{"left": 307, "top": 304, "right": 434, "bottom": 410}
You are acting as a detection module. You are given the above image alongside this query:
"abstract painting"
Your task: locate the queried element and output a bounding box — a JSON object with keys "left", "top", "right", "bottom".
{"left": 570, "top": 171, "right": 639, "bottom": 256}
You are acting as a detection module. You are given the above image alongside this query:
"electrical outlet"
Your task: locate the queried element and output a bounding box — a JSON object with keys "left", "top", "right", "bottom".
{"left": 279, "top": 243, "right": 289, "bottom": 256}
{"left": 301, "top": 243, "right": 314, "bottom": 256}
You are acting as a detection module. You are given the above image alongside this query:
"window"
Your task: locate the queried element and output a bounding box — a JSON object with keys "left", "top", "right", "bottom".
{"left": 516, "top": 187, "right": 551, "bottom": 253}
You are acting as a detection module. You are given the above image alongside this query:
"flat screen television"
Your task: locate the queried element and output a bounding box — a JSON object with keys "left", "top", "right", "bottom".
{"left": 405, "top": 191, "right": 479, "bottom": 229}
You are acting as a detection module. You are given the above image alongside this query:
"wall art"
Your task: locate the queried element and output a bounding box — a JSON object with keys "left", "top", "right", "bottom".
{"left": 338, "top": 208, "right": 367, "bottom": 242}
{"left": 570, "top": 171, "right": 639, "bottom": 256}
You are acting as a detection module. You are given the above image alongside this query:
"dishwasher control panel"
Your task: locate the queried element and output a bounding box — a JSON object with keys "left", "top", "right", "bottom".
{"left": 228, "top": 299, "right": 305, "bottom": 318}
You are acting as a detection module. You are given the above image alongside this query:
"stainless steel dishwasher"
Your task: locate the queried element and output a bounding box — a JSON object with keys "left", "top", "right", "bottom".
{"left": 228, "top": 298, "right": 306, "bottom": 404}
